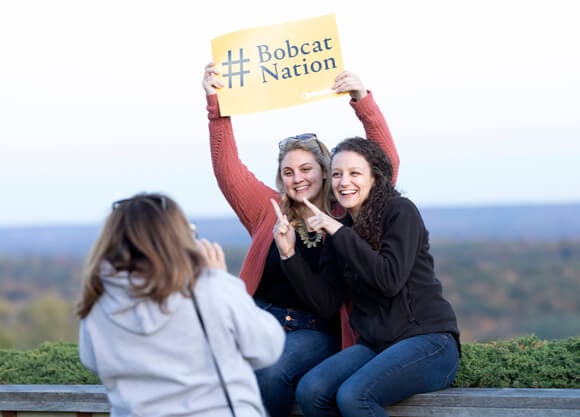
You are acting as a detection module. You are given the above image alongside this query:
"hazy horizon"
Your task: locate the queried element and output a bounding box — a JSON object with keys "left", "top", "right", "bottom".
{"left": 1, "top": 200, "right": 578, "bottom": 229}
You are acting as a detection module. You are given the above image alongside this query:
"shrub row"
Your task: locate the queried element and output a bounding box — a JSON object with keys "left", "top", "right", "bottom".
{"left": 0, "top": 335, "right": 578, "bottom": 388}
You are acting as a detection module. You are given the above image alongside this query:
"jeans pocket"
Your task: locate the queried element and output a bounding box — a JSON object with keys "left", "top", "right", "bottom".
{"left": 254, "top": 298, "right": 331, "bottom": 333}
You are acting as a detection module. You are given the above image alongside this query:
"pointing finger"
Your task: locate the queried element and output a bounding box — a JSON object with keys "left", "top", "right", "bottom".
{"left": 270, "top": 198, "right": 285, "bottom": 222}
{"left": 303, "top": 198, "right": 322, "bottom": 215}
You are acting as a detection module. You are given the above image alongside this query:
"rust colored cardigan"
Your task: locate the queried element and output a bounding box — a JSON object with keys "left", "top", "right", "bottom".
{"left": 206, "top": 92, "right": 400, "bottom": 348}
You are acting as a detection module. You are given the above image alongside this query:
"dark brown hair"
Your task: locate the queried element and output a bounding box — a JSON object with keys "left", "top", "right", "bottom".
{"left": 331, "top": 137, "right": 400, "bottom": 249}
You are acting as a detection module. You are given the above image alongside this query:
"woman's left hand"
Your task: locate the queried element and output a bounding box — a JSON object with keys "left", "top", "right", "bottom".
{"left": 332, "top": 71, "right": 368, "bottom": 101}
{"left": 197, "top": 238, "right": 227, "bottom": 271}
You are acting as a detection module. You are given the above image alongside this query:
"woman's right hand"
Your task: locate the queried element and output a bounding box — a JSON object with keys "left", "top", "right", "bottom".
{"left": 270, "top": 199, "right": 296, "bottom": 260}
{"left": 202, "top": 62, "right": 224, "bottom": 95}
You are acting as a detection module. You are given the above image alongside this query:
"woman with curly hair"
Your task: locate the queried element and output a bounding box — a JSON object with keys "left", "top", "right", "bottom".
{"left": 278, "top": 138, "right": 460, "bottom": 417}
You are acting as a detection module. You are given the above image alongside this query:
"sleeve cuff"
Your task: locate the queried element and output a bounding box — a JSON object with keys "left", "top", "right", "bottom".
{"left": 206, "top": 94, "right": 222, "bottom": 120}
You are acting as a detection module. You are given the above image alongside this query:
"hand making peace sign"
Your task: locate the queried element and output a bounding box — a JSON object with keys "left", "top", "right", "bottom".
{"left": 270, "top": 199, "right": 296, "bottom": 260}
{"left": 303, "top": 199, "right": 344, "bottom": 236}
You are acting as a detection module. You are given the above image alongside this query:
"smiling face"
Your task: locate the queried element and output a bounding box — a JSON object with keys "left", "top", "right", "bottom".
{"left": 331, "top": 150, "right": 375, "bottom": 218}
{"left": 280, "top": 148, "right": 325, "bottom": 207}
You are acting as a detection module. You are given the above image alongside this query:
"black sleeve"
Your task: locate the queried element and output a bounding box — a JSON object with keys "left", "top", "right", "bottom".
{"left": 329, "top": 198, "right": 423, "bottom": 297}
{"left": 281, "top": 244, "right": 347, "bottom": 319}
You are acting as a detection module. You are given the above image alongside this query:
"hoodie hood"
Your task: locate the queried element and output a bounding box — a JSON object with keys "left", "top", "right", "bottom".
{"left": 98, "top": 261, "right": 185, "bottom": 335}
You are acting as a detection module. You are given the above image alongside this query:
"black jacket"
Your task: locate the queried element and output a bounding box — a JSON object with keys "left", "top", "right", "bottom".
{"left": 283, "top": 196, "right": 460, "bottom": 352}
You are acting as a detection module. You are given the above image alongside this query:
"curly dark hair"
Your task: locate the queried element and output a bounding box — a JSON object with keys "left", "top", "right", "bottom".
{"left": 331, "top": 137, "right": 400, "bottom": 250}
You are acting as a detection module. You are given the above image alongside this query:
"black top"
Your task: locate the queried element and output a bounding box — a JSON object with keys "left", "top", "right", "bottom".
{"left": 254, "top": 239, "right": 321, "bottom": 311}
{"left": 283, "top": 197, "right": 461, "bottom": 352}
{"left": 254, "top": 234, "right": 340, "bottom": 336}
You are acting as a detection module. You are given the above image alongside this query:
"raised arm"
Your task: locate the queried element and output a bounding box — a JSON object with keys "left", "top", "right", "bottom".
{"left": 202, "top": 63, "right": 278, "bottom": 232}
{"left": 333, "top": 71, "right": 400, "bottom": 185}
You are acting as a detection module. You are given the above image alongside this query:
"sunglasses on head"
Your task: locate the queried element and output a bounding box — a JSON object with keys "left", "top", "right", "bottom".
{"left": 278, "top": 133, "right": 318, "bottom": 150}
{"left": 112, "top": 195, "right": 168, "bottom": 211}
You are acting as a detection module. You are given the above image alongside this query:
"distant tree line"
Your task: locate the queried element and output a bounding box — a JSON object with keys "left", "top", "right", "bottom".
{"left": 0, "top": 239, "right": 579, "bottom": 349}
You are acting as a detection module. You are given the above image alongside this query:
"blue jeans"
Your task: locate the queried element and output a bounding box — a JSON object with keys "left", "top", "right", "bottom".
{"left": 254, "top": 298, "right": 336, "bottom": 333}
{"left": 296, "top": 332, "right": 459, "bottom": 417}
{"left": 255, "top": 329, "right": 339, "bottom": 417}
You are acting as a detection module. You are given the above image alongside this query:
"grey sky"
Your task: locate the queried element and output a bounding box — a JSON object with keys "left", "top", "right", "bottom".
{"left": 1, "top": 0, "right": 579, "bottom": 226}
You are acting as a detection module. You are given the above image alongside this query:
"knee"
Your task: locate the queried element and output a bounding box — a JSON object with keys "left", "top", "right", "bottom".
{"left": 336, "top": 379, "right": 369, "bottom": 417}
{"left": 336, "top": 382, "right": 358, "bottom": 410}
{"left": 295, "top": 374, "right": 314, "bottom": 406}
{"left": 296, "top": 373, "right": 326, "bottom": 410}
{"left": 255, "top": 362, "right": 287, "bottom": 387}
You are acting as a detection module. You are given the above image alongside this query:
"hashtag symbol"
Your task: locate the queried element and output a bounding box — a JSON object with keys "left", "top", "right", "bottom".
{"left": 220, "top": 48, "right": 250, "bottom": 88}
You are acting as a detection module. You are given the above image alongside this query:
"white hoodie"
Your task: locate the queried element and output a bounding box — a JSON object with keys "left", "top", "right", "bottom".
{"left": 79, "top": 263, "right": 285, "bottom": 417}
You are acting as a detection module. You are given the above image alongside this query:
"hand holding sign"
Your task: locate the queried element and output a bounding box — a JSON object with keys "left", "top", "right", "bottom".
{"left": 332, "top": 70, "right": 368, "bottom": 101}
{"left": 303, "top": 199, "right": 343, "bottom": 236}
{"left": 270, "top": 198, "right": 296, "bottom": 260}
{"left": 202, "top": 62, "right": 224, "bottom": 95}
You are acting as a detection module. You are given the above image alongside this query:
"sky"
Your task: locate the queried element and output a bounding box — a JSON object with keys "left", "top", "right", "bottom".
{"left": 1, "top": 0, "right": 579, "bottom": 226}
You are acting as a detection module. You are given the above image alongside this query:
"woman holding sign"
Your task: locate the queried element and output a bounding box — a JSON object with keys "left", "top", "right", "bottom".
{"left": 202, "top": 62, "right": 400, "bottom": 417}
{"left": 289, "top": 139, "right": 460, "bottom": 417}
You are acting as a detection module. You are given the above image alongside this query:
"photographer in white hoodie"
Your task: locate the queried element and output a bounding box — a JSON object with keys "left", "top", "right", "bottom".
{"left": 77, "top": 192, "right": 285, "bottom": 417}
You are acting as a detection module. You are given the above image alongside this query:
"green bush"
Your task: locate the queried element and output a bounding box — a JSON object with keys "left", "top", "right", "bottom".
{"left": 0, "top": 335, "right": 578, "bottom": 388}
{"left": 0, "top": 342, "right": 99, "bottom": 384}
{"left": 454, "top": 335, "right": 579, "bottom": 388}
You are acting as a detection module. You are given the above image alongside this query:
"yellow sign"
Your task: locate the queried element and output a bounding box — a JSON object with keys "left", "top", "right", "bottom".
{"left": 211, "top": 14, "right": 344, "bottom": 116}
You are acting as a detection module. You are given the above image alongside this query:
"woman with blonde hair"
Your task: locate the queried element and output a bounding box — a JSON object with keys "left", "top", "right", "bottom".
{"left": 77, "top": 192, "right": 285, "bottom": 417}
{"left": 203, "top": 63, "right": 400, "bottom": 417}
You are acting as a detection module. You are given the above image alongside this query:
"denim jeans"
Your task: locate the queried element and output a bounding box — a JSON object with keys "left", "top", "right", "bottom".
{"left": 296, "top": 332, "right": 459, "bottom": 417}
{"left": 255, "top": 328, "right": 339, "bottom": 417}
{"left": 254, "top": 298, "right": 336, "bottom": 333}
